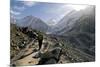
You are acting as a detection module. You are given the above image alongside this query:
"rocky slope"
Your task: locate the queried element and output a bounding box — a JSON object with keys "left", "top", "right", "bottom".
{"left": 10, "top": 23, "right": 95, "bottom": 66}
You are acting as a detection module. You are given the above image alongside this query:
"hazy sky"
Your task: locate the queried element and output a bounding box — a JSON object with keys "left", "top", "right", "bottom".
{"left": 10, "top": 0, "right": 88, "bottom": 25}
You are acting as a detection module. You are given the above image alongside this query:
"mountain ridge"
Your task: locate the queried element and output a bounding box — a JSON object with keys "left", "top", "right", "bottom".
{"left": 12, "top": 15, "right": 49, "bottom": 33}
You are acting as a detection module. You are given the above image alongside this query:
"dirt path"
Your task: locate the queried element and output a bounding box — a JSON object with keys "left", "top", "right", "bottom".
{"left": 11, "top": 40, "right": 35, "bottom": 64}
{"left": 13, "top": 38, "right": 52, "bottom": 66}
{"left": 15, "top": 52, "right": 40, "bottom": 66}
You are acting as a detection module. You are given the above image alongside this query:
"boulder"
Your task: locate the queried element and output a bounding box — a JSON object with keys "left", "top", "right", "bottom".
{"left": 37, "top": 47, "right": 62, "bottom": 64}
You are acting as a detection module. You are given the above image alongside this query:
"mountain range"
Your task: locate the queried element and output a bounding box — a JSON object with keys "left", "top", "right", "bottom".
{"left": 10, "top": 6, "right": 95, "bottom": 55}
{"left": 50, "top": 6, "right": 95, "bottom": 35}
{"left": 10, "top": 5, "right": 95, "bottom": 65}
{"left": 49, "top": 6, "right": 95, "bottom": 56}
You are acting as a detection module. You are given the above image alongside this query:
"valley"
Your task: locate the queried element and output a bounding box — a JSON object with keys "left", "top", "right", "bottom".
{"left": 10, "top": 5, "right": 95, "bottom": 66}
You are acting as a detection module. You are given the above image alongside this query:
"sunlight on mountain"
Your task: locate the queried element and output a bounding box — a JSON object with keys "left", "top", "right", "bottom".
{"left": 69, "top": 5, "right": 88, "bottom": 11}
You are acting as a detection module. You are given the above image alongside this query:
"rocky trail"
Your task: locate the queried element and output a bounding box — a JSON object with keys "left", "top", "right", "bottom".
{"left": 10, "top": 24, "right": 95, "bottom": 66}
{"left": 11, "top": 34, "right": 94, "bottom": 66}
{"left": 11, "top": 35, "right": 58, "bottom": 65}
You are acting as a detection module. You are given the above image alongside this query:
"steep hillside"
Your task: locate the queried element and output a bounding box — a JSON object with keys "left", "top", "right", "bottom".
{"left": 52, "top": 6, "right": 95, "bottom": 34}
{"left": 50, "top": 6, "right": 95, "bottom": 56}
{"left": 10, "top": 23, "right": 95, "bottom": 66}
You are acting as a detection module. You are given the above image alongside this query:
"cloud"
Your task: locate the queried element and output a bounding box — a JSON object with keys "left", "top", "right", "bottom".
{"left": 21, "top": 1, "right": 36, "bottom": 7}
{"left": 45, "top": 5, "right": 74, "bottom": 22}
{"left": 10, "top": 10, "right": 21, "bottom": 15}
{"left": 13, "top": 6, "right": 25, "bottom": 11}
{"left": 49, "top": 5, "right": 72, "bottom": 14}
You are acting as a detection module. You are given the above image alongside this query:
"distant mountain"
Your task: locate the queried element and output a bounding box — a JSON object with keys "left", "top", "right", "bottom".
{"left": 51, "top": 6, "right": 95, "bottom": 35}
{"left": 50, "top": 6, "right": 95, "bottom": 56}
{"left": 16, "top": 16, "right": 49, "bottom": 32}
{"left": 46, "top": 19, "right": 57, "bottom": 26}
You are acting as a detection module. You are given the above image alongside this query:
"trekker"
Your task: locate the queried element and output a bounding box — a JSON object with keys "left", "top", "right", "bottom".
{"left": 21, "top": 27, "right": 43, "bottom": 50}
{"left": 36, "top": 32, "right": 43, "bottom": 50}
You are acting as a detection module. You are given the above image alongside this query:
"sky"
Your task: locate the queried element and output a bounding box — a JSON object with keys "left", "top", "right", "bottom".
{"left": 10, "top": 0, "right": 88, "bottom": 25}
